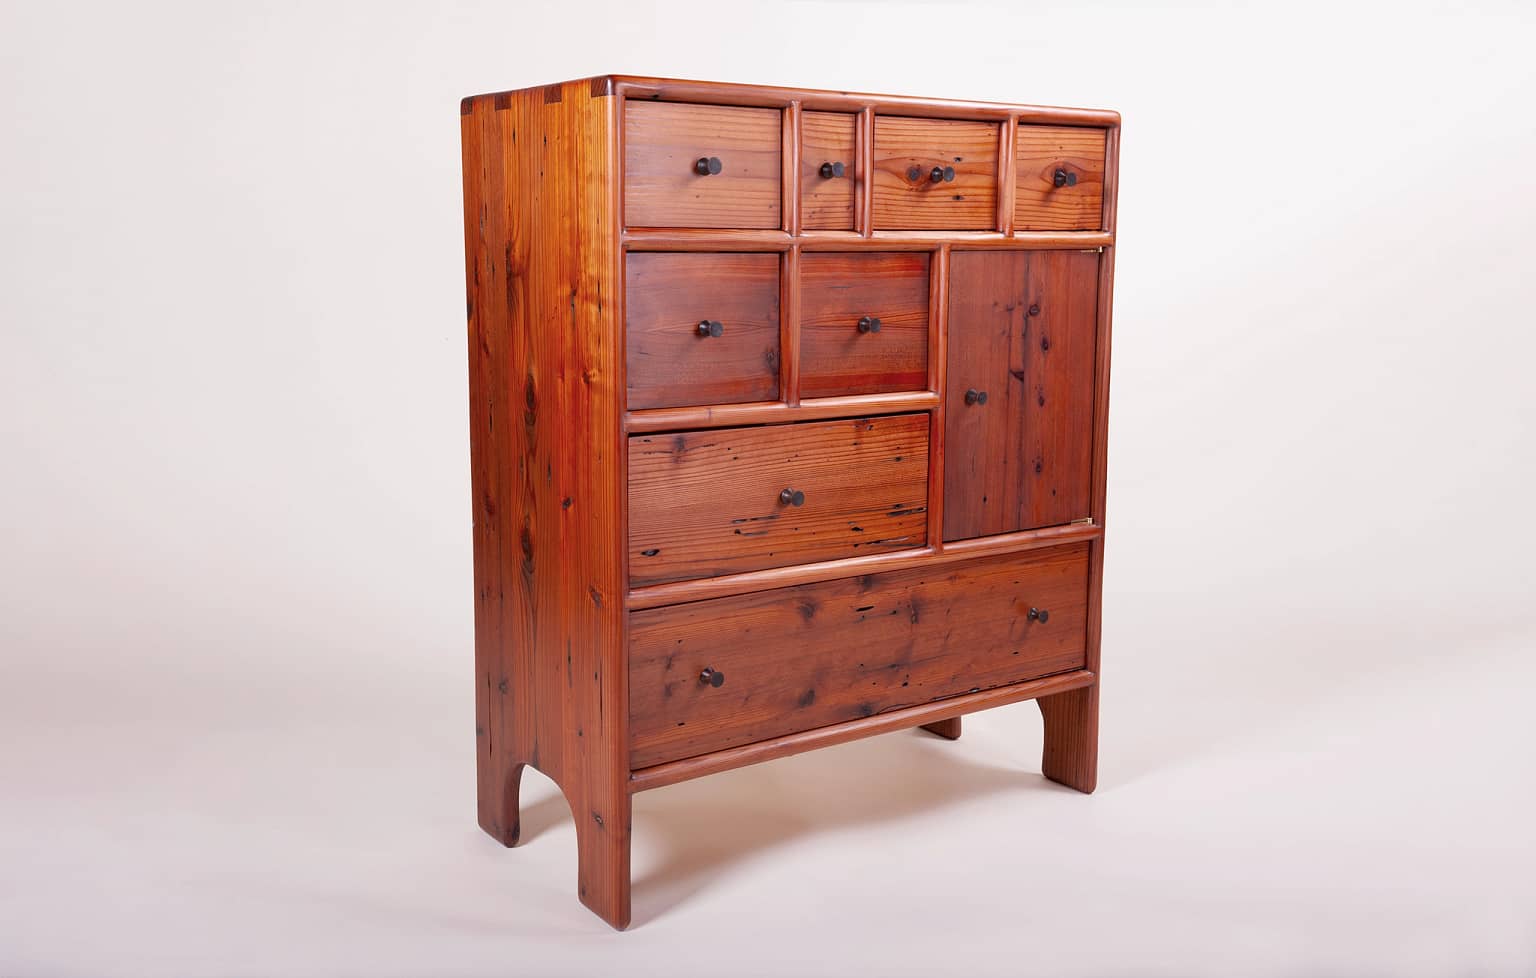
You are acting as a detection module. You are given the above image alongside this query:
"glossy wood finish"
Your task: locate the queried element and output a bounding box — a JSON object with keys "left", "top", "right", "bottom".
{"left": 625, "top": 390, "right": 938, "bottom": 434}
{"left": 624, "top": 101, "right": 782, "bottom": 229}
{"left": 628, "top": 414, "right": 929, "bottom": 586}
{"left": 624, "top": 252, "right": 780, "bottom": 410}
{"left": 1039, "top": 683, "right": 1098, "bottom": 792}
{"left": 1015, "top": 126, "right": 1107, "bottom": 231}
{"left": 873, "top": 117, "right": 999, "bottom": 230}
{"left": 944, "top": 250, "right": 1099, "bottom": 541}
{"left": 799, "top": 252, "right": 929, "bottom": 397}
{"left": 800, "top": 111, "right": 857, "bottom": 230}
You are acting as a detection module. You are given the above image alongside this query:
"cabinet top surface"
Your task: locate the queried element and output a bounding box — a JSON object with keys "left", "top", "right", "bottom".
{"left": 462, "top": 75, "right": 1120, "bottom": 127}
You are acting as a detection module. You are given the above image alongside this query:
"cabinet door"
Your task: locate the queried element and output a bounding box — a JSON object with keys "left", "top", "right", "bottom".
{"left": 943, "top": 250, "right": 1099, "bottom": 541}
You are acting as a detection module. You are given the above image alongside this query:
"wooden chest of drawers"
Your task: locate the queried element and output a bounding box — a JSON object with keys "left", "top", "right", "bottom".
{"left": 459, "top": 75, "right": 1119, "bottom": 929}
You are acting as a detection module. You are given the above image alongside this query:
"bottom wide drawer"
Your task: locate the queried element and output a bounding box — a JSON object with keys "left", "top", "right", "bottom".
{"left": 628, "top": 542, "right": 1091, "bottom": 769}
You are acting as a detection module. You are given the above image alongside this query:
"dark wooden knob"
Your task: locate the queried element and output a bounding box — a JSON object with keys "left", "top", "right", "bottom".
{"left": 779, "top": 488, "right": 805, "bottom": 507}
{"left": 699, "top": 668, "right": 725, "bottom": 688}
{"left": 857, "top": 316, "right": 881, "bottom": 334}
{"left": 1028, "top": 607, "right": 1050, "bottom": 623}
{"left": 929, "top": 165, "right": 956, "bottom": 183}
{"left": 696, "top": 319, "right": 723, "bottom": 338}
{"left": 1053, "top": 167, "right": 1076, "bottom": 188}
{"left": 819, "top": 161, "right": 846, "bottom": 179}
{"left": 964, "top": 388, "right": 987, "bottom": 406}
{"left": 695, "top": 156, "right": 723, "bottom": 176}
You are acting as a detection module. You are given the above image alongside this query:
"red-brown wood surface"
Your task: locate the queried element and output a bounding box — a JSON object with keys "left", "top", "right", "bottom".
{"left": 624, "top": 252, "right": 780, "bottom": 410}
{"left": 1014, "top": 126, "right": 1107, "bottom": 231}
{"left": 944, "top": 249, "right": 1099, "bottom": 541}
{"left": 801, "top": 111, "right": 857, "bottom": 230}
{"left": 628, "top": 414, "right": 929, "bottom": 586}
{"left": 624, "top": 101, "right": 782, "bottom": 229}
{"left": 872, "top": 117, "right": 999, "bottom": 230}
{"left": 629, "top": 543, "right": 1090, "bottom": 768}
{"left": 799, "top": 252, "right": 930, "bottom": 397}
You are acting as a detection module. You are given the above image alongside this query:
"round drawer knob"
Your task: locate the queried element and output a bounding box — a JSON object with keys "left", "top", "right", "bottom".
{"left": 1053, "top": 167, "right": 1077, "bottom": 188}
{"left": 695, "top": 156, "right": 723, "bottom": 176}
{"left": 699, "top": 667, "right": 725, "bottom": 688}
{"left": 819, "top": 161, "right": 846, "bottom": 179}
{"left": 696, "top": 319, "right": 724, "bottom": 338}
{"left": 964, "top": 388, "right": 988, "bottom": 406}
{"left": 857, "top": 315, "right": 881, "bottom": 334}
{"left": 1028, "top": 607, "right": 1050, "bottom": 623}
{"left": 930, "top": 165, "right": 955, "bottom": 183}
{"left": 779, "top": 487, "right": 805, "bottom": 507}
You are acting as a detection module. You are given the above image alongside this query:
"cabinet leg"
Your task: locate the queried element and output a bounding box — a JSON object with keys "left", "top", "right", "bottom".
{"left": 920, "top": 717, "right": 962, "bottom": 740}
{"left": 1038, "top": 684, "right": 1098, "bottom": 793}
{"left": 478, "top": 760, "right": 526, "bottom": 847}
{"left": 575, "top": 786, "right": 632, "bottom": 930}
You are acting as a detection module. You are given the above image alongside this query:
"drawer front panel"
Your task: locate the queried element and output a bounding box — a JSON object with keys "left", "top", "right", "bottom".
{"left": 873, "top": 117, "right": 999, "bottom": 230}
{"left": 625, "top": 253, "right": 781, "bottom": 410}
{"left": 1014, "top": 125, "right": 1107, "bottom": 230}
{"left": 628, "top": 414, "right": 928, "bottom": 587}
{"left": 800, "top": 252, "right": 930, "bottom": 397}
{"left": 630, "top": 543, "right": 1091, "bottom": 768}
{"left": 624, "top": 101, "right": 783, "bottom": 229}
{"left": 800, "top": 111, "right": 858, "bottom": 230}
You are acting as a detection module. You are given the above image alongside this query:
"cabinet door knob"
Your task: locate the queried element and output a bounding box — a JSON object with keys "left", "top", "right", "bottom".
{"left": 695, "top": 156, "right": 723, "bottom": 176}
{"left": 699, "top": 668, "right": 725, "bottom": 688}
{"left": 819, "top": 160, "right": 846, "bottom": 179}
{"left": 779, "top": 487, "right": 805, "bottom": 507}
{"left": 1028, "top": 607, "right": 1050, "bottom": 623}
{"left": 930, "top": 165, "right": 955, "bottom": 183}
{"left": 1053, "top": 167, "right": 1077, "bottom": 188}
{"left": 964, "top": 388, "right": 987, "bottom": 406}
{"left": 696, "top": 320, "right": 724, "bottom": 338}
{"left": 857, "top": 315, "right": 881, "bottom": 334}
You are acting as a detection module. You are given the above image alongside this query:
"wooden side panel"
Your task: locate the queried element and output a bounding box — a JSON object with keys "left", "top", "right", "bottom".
{"left": 799, "top": 252, "right": 929, "bottom": 397}
{"left": 624, "top": 252, "right": 781, "bottom": 409}
{"left": 461, "top": 80, "right": 629, "bottom": 929}
{"left": 629, "top": 543, "right": 1091, "bottom": 768}
{"left": 873, "top": 117, "right": 999, "bottom": 230}
{"left": 628, "top": 414, "right": 929, "bottom": 586}
{"left": 1014, "top": 126, "right": 1106, "bottom": 231}
{"left": 801, "top": 111, "right": 857, "bottom": 230}
{"left": 624, "top": 101, "right": 782, "bottom": 229}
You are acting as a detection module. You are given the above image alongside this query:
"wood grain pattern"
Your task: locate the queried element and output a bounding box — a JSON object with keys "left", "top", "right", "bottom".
{"left": 799, "top": 252, "right": 930, "bottom": 397}
{"left": 801, "top": 111, "right": 857, "bottom": 230}
{"left": 628, "top": 414, "right": 929, "bottom": 586}
{"left": 461, "top": 80, "right": 630, "bottom": 929}
{"left": 1039, "top": 683, "right": 1098, "bottom": 792}
{"left": 624, "top": 390, "right": 938, "bottom": 434}
{"left": 629, "top": 543, "right": 1091, "bottom": 767}
{"left": 873, "top": 117, "right": 999, "bottom": 230}
{"left": 943, "top": 250, "right": 1099, "bottom": 541}
{"left": 1014, "top": 126, "right": 1106, "bottom": 231}
{"left": 624, "top": 101, "right": 782, "bottom": 229}
{"left": 624, "top": 252, "right": 780, "bottom": 410}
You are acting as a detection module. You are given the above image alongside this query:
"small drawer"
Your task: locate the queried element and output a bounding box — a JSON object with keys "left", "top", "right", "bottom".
{"left": 624, "top": 101, "right": 782, "bottom": 229}
{"left": 628, "top": 413, "right": 928, "bottom": 587}
{"left": 1014, "top": 125, "right": 1107, "bottom": 230}
{"left": 873, "top": 117, "right": 999, "bottom": 230}
{"left": 800, "top": 111, "right": 857, "bottom": 230}
{"left": 800, "top": 252, "right": 930, "bottom": 397}
{"left": 629, "top": 542, "right": 1091, "bottom": 767}
{"left": 625, "top": 253, "right": 781, "bottom": 411}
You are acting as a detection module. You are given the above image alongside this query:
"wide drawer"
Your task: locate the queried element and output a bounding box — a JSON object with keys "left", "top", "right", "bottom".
{"left": 624, "top": 101, "right": 782, "bottom": 229}
{"left": 872, "top": 116, "right": 999, "bottom": 230}
{"left": 629, "top": 542, "right": 1091, "bottom": 768}
{"left": 628, "top": 414, "right": 928, "bottom": 587}
{"left": 625, "top": 252, "right": 781, "bottom": 410}
{"left": 800, "top": 252, "right": 930, "bottom": 397}
{"left": 1014, "top": 125, "right": 1107, "bottom": 230}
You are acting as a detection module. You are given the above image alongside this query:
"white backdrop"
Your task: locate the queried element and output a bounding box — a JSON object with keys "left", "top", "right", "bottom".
{"left": 4, "top": 2, "right": 1535, "bottom": 975}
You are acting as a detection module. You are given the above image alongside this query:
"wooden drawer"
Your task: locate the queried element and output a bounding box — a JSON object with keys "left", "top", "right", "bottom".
{"left": 872, "top": 117, "right": 999, "bottom": 230}
{"left": 624, "top": 101, "right": 782, "bottom": 229}
{"left": 629, "top": 542, "right": 1091, "bottom": 767}
{"left": 800, "top": 252, "right": 930, "bottom": 397}
{"left": 628, "top": 414, "right": 928, "bottom": 587}
{"left": 1014, "top": 125, "right": 1107, "bottom": 230}
{"left": 800, "top": 111, "right": 857, "bottom": 230}
{"left": 625, "top": 253, "right": 780, "bottom": 410}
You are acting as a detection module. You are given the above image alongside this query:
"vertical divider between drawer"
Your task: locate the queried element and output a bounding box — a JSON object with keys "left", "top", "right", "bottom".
{"left": 784, "top": 101, "right": 801, "bottom": 236}
{"left": 927, "top": 243, "right": 950, "bottom": 551}
{"left": 782, "top": 245, "right": 801, "bottom": 407}
{"left": 857, "top": 107, "right": 875, "bottom": 238}
{"left": 997, "top": 115, "right": 1017, "bottom": 235}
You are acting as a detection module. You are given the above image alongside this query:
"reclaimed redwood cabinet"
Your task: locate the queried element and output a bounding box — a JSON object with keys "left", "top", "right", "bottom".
{"left": 460, "top": 75, "right": 1120, "bottom": 929}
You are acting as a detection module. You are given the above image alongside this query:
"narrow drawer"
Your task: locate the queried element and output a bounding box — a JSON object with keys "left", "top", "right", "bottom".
{"left": 629, "top": 542, "right": 1091, "bottom": 768}
{"left": 872, "top": 117, "right": 999, "bottom": 230}
{"left": 625, "top": 253, "right": 780, "bottom": 411}
{"left": 800, "top": 252, "right": 929, "bottom": 397}
{"left": 624, "top": 101, "right": 782, "bottom": 229}
{"left": 1014, "top": 125, "right": 1107, "bottom": 230}
{"left": 800, "top": 111, "right": 857, "bottom": 230}
{"left": 628, "top": 414, "right": 928, "bottom": 587}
